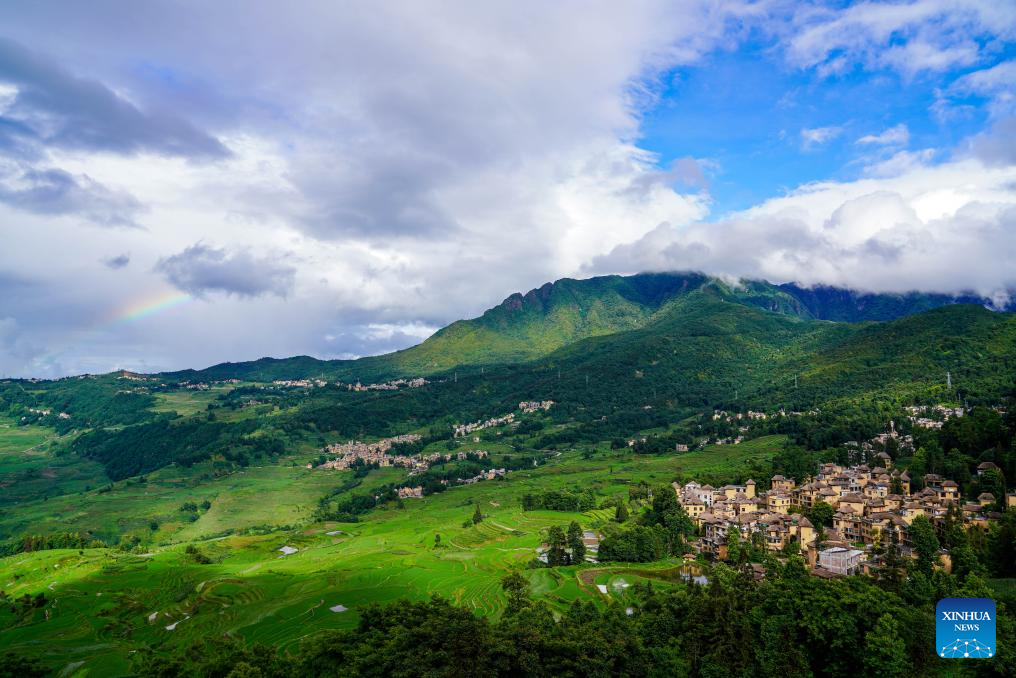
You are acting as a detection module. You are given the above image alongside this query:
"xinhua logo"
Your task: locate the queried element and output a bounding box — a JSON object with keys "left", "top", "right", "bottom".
{"left": 936, "top": 598, "right": 996, "bottom": 659}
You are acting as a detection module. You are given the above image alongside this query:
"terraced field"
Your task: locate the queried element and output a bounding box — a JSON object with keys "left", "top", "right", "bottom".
{"left": 0, "top": 434, "right": 784, "bottom": 675}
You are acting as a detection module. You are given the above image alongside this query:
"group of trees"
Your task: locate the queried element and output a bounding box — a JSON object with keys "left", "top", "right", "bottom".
{"left": 521, "top": 489, "right": 596, "bottom": 512}
{"left": 598, "top": 486, "right": 695, "bottom": 563}
{"left": 543, "top": 522, "right": 585, "bottom": 566}
{"left": 73, "top": 417, "right": 287, "bottom": 480}
{"left": 0, "top": 532, "right": 105, "bottom": 557}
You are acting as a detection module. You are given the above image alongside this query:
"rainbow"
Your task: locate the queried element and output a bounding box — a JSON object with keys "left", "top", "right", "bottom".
{"left": 104, "top": 291, "right": 193, "bottom": 328}
{"left": 30, "top": 290, "right": 194, "bottom": 368}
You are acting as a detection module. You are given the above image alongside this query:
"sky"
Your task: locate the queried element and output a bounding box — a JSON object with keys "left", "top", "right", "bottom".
{"left": 0, "top": 0, "right": 1014, "bottom": 377}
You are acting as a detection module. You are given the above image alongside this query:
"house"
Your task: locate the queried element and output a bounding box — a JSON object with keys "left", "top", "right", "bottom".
{"left": 771, "top": 475, "right": 795, "bottom": 492}
{"left": 818, "top": 547, "right": 865, "bottom": 575}
{"left": 766, "top": 494, "right": 792, "bottom": 514}
{"left": 939, "top": 480, "right": 960, "bottom": 503}
{"left": 977, "top": 462, "right": 1000, "bottom": 476}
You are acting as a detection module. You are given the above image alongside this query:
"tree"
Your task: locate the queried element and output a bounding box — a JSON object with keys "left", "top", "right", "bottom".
{"left": 726, "top": 526, "right": 744, "bottom": 564}
{"left": 567, "top": 522, "right": 586, "bottom": 564}
{"left": 806, "top": 500, "right": 834, "bottom": 528}
{"left": 615, "top": 502, "right": 629, "bottom": 523}
{"left": 0, "top": 652, "right": 49, "bottom": 678}
{"left": 662, "top": 507, "right": 695, "bottom": 555}
{"left": 979, "top": 468, "right": 1007, "bottom": 512}
{"left": 908, "top": 448, "right": 927, "bottom": 491}
{"left": 547, "top": 526, "right": 568, "bottom": 566}
{"left": 909, "top": 515, "right": 940, "bottom": 576}
{"left": 472, "top": 504, "right": 484, "bottom": 525}
{"left": 501, "top": 572, "right": 530, "bottom": 614}
{"left": 863, "top": 614, "right": 908, "bottom": 678}
{"left": 986, "top": 509, "right": 1016, "bottom": 577}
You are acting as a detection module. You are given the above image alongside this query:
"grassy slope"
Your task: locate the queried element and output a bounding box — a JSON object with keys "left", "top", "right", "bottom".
{"left": 0, "top": 436, "right": 784, "bottom": 676}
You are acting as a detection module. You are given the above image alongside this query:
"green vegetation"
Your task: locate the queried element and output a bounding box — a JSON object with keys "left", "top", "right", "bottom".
{"left": 0, "top": 272, "right": 1015, "bottom": 675}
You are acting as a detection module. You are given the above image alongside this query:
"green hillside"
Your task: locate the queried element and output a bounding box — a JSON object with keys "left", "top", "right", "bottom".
{"left": 35, "top": 287, "right": 1012, "bottom": 485}
{"left": 2, "top": 276, "right": 1016, "bottom": 676}
{"left": 165, "top": 272, "right": 1007, "bottom": 383}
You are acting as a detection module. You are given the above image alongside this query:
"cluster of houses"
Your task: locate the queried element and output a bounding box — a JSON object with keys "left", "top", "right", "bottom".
{"left": 394, "top": 462, "right": 508, "bottom": 499}
{"left": 711, "top": 409, "right": 772, "bottom": 422}
{"left": 453, "top": 400, "right": 555, "bottom": 438}
{"left": 458, "top": 467, "right": 507, "bottom": 485}
{"left": 711, "top": 408, "right": 816, "bottom": 423}
{"left": 316, "top": 434, "right": 425, "bottom": 471}
{"left": 843, "top": 421, "right": 914, "bottom": 461}
{"left": 22, "top": 408, "right": 70, "bottom": 421}
{"left": 272, "top": 379, "right": 327, "bottom": 388}
{"left": 316, "top": 436, "right": 499, "bottom": 478}
{"left": 519, "top": 400, "right": 555, "bottom": 414}
{"left": 454, "top": 412, "right": 516, "bottom": 438}
{"left": 904, "top": 404, "right": 965, "bottom": 430}
{"left": 705, "top": 408, "right": 816, "bottom": 446}
{"left": 346, "top": 377, "right": 428, "bottom": 392}
{"left": 675, "top": 458, "right": 1015, "bottom": 577}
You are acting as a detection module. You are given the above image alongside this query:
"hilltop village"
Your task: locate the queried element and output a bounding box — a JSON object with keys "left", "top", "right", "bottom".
{"left": 677, "top": 456, "right": 1015, "bottom": 577}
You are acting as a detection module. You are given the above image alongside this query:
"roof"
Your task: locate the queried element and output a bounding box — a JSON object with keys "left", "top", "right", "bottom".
{"left": 820, "top": 547, "right": 864, "bottom": 557}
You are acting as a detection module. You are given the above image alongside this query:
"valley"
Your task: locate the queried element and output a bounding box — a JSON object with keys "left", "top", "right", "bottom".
{"left": 2, "top": 273, "right": 1015, "bottom": 676}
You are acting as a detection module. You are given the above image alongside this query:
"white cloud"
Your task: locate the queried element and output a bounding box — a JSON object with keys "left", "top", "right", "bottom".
{"left": 0, "top": 1, "right": 746, "bottom": 376}
{"left": 784, "top": 0, "right": 1016, "bottom": 78}
{"left": 588, "top": 158, "right": 1016, "bottom": 299}
{"left": 862, "top": 148, "right": 936, "bottom": 178}
{"left": 857, "top": 123, "right": 910, "bottom": 146}
{"left": 801, "top": 126, "right": 842, "bottom": 148}
{"left": 946, "top": 59, "right": 1016, "bottom": 118}
{"left": 0, "top": 2, "right": 1014, "bottom": 377}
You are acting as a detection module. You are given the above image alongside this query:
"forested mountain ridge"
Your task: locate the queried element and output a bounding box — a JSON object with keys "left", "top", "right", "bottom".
{"left": 38, "top": 289, "right": 1015, "bottom": 482}
{"left": 163, "top": 271, "right": 1013, "bottom": 383}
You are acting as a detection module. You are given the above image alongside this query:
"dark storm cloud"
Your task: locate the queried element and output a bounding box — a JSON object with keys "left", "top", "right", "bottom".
{"left": 0, "top": 167, "right": 143, "bottom": 226}
{"left": 156, "top": 243, "right": 296, "bottom": 298}
{"left": 0, "top": 36, "right": 228, "bottom": 159}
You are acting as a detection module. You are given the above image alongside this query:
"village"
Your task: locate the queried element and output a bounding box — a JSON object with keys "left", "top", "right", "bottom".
{"left": 453, "top": 400, "right": 554, "bottom": 438}
{"left": 345, "top": 377, "right": 428, "bottom": 391}
{"left": 675, "top": 454, "right": 1015, "bottom": 577}
{"left": 314, "top": 434, "right": 427, "bottom": 471}
{"left": 905, "top": 404, "right": 966, "bottom": 429}
{"left": 313, "top": 434, "right": 508, "bottom": 488}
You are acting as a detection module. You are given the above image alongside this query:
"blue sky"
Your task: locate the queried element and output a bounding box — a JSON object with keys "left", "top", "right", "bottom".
{"left": 640, "top": 36, "right": 1013, "bottom": 215}
{"left": 0, "top": 1, "right": 1014, "bottom": 376}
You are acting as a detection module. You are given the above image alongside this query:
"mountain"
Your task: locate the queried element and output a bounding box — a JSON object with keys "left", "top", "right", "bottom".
{"left": 163, "top": 272, "right": 1013, "bottom": 382}
{"left": 775, "top": 283, "right": 1011, "bottom": 322}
